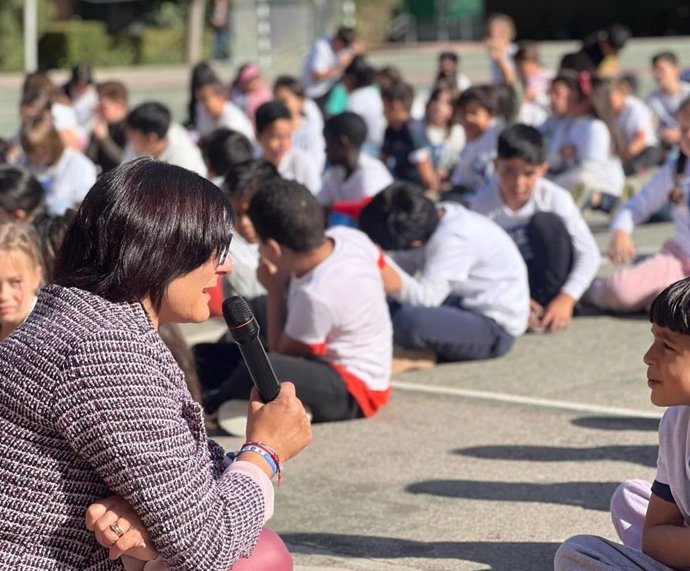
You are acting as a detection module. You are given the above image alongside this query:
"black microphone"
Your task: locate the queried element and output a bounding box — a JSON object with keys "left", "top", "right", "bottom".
{"left": 222, "top": 296, "right": 281, "bottom": 403}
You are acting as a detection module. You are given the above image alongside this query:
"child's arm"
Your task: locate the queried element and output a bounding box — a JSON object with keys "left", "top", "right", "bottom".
{"left": 257, "top": 259, "right": 290, "bottom": 353}
{"left": 627, "top": 130, "right": 649, "bottom": 159}
{"left": 641, "top": 492, "right": 690, "bottom": 567}
{"left": 415, "top": 155, "right": 440, "bottom": 192}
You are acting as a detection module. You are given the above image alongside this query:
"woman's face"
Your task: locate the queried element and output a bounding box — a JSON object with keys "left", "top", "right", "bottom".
{"left": 157, "top": 250, "right": 233, "bottom": 325}
{"left": 0, "top": 249, "right": 41, "bottom": 332}
{"left": 427, "top": 91, "right": 454, "bottom": 127}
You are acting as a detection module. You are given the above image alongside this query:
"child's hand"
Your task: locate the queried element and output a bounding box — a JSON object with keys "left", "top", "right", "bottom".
{"left": 608, "top": 229, "right": 635, "bottom": 265}
{"left": 540, "top": 293, "right": 576, "bottom": 333}
{"left": 660, "top": 126, "right": 681, "bottom": 146}
{"left": 85, "top": 496, "right": 158, "bottom": 562}
{"left": 485, "top": 38, "right": 506, "bottom": 60}
{"left": 257, "top": 258, "right": 289, "bottom": 292}
{"left": 559, "top": 144, "right": 576, "bottom": 160}
{"left": 528, "top": 299, "right": 544, "bottom": 332}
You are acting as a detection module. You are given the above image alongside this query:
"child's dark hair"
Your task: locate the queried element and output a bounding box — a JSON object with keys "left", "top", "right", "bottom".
{"left": 650, "top": 278, "right": 690, "bottom": 334}
{"left": 273, "top": 75, "right": 305, "bottom": 98}
{"left": 514, "top": 41, "right": 540, "bottom": 64}
{"left": 199, "top": 128, "right": 254, "bottom": 177}
{"left": 344, "top": 56, "right": 376, "bottom": 90}
{"left": 497, "top": 124, "right": 546, "bottom": 165}
{"left": 255, "top": 101, "right": 292, "bottom": 135}
{"left": 358, "top": 182, "right": 439, "bottom": 250}
{"left": 381, "top": 82, "right": 415, "bottom": 111}
{"left": 248, "top": 179, "right": 325, "bottom": 252}
{"left": 456, "top": 85, "right": 499, "bottom": 117}
{"left": 652, "top": 51, "right": 679, "bottom": 67}
{"left": 0, "top": 165, "right": 46, "bottom": 217}
{"left": 439, "top": 51, "right": 459, "bottom": 64}
{"left": 323, "top": 112, "right": 368, "bottom": 148}
{"left": 126, "top": 102, "right": 171, "bottom": 139}
{"left": 222, "top": 159, "right": 280, "bottom": 201}
{"left": 335, "top": 26, "right": 356, "bottom": 47}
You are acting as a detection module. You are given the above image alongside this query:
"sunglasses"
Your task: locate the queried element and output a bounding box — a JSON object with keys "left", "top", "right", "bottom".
{"left": 217, "top": 234, "right": 233, "bottom": 268}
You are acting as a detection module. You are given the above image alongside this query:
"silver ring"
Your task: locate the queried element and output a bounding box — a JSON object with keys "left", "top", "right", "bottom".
{"left": 110, "top": 521, "right": 124, "bottom": 538}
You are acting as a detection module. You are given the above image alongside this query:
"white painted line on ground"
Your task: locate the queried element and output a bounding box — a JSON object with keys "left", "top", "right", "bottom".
{"left": 392, "top": 381, "right": 663, "bottom": 419}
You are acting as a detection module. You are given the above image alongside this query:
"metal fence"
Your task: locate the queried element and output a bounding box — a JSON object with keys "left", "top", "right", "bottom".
{"left": 231, "top": 0, "right": 355, "bottom": 69}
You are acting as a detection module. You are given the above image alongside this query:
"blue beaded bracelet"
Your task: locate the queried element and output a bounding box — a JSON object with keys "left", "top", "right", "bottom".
{"left": 239, "top": 444, "right": 278, "bottom": 477}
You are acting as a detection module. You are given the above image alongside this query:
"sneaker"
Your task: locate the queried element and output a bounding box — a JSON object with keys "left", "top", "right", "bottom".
{"left": 217, "top": 399, "right": 250, "bottom": 437}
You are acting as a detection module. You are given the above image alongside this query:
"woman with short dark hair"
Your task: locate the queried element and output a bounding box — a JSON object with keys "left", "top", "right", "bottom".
{"left": 0, "top": 157, "right": 311, "bottom": 570}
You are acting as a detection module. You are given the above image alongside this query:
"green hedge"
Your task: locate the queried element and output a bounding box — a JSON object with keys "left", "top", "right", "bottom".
{"left": 33, "top": 19, "right": 188, "bottom": 71}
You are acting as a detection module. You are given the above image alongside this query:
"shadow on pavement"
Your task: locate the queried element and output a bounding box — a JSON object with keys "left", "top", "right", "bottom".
{"left": 282, "top": 533, "right": 558, "bottom": 569}
{"left": 406, "top": 480, "right": 619, "bottom": 511}
{"left": 571, "top": 416, "right": 659, "bottom": 432}
{"left": 454, "top": 444, "right": 656, "bottom": 467}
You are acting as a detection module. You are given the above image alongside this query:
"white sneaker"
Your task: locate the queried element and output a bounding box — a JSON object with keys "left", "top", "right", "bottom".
{"left": 217, "top": 400, "right": 250, "bottom": 437}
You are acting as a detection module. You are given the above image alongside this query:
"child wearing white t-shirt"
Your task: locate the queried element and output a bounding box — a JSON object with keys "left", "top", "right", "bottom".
{"left": 546, "top": 73, "right": 626, "bottom": 213}
{"left": 318, "top": 112, "right": 392, "bottom": 214}
{"left": 360, "top": 181, "right": 529, "bottom": 370}
{"left": 472, "top": 124, "right": 600, "bottom": 333}
{"left": 200, "top": 179, "right": 392, "bottom": 422}
{"left": 609, "top": 79, "right": 663, "bottom": 175}
{"left": 587, "top": 98, "right": 690, "bottom": 314}
{"left": 255, "top": 101, "right": 322, "bottom": 195}
{"left": 556, "top": 278, "right": 690, "bottom": 570}
{"left": 647, "top": 51, "right": 690, "bottom": 149}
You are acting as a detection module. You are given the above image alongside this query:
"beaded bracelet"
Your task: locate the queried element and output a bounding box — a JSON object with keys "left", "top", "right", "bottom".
{"left": 240, "top": 441, "right": 282, "bottom": 483}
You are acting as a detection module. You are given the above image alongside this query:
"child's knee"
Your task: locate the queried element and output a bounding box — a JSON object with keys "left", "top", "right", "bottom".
{"left": 610, "top": 479, "right": 651, "bottom": 519}
{"left": 554, "top": 535, "right": 600, "bottom": 569}
{"left": 392, "top": 307, "right": 427, "bottom": 348}
{"left": 588, "top": 274, "right": 643, "bottom": 312}
{"left": 231, "top": 528, "right": 293, "bottom": 571}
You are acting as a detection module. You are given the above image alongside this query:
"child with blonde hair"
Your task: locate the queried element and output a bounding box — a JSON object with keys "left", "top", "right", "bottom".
{"left": 0, "top": 222, "right": 43, "bottom": 341}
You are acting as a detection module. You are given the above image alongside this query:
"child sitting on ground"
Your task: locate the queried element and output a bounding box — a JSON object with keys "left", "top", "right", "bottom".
{"left": 555, "top": 277, "right": 690, "bottom": 570}
{"left": 318, "top": 112, "right": 392, "bottom": 213}
{"left": 221, "top": 158, "right": 281, "bottom": 301}
{"left": 449, "top": 86, "right": 504, "bottom": 200}
{"left": 254, "top": 101, "right": 322, "bottom": 195}
{"left": 647, "top": 51, "right": 690, "bottom": 152}
{"left": 196, "top": 179, "right": 392, "bottom": 425}
{"left": 380, "top": 82, "right": 438, "bottom": 193}
{"left": 609, "top": 78, "right": 663, "bottom": 175}
{"left": 0, "top": 222, "right": 43, "bottom": 341}
{"left": 586, "top": 98, "right": 690, "bottom": 314}
{"left": 359, "top": 181, "right": 529, "bottom": 371}
{"left": 545, "top": 72, "right": 626, "bottom": 213}
{"left": 194, "top": 77, "right": 255, "bottom": 142}
{"left": 199, "top": 128, "right": 254, "bottom": 185}
{"left": 471, "top": 124, "right": 600, "bottom": 333}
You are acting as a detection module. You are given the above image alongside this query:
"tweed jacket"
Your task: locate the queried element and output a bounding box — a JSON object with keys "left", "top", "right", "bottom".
{"left": 0, "top": 285, "right": 265, "bottom": 570}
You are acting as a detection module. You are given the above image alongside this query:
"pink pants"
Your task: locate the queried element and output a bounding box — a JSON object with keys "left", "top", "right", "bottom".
{"left": 610, "top": 479, "right": 651, "bottom": 550}
{"left": 231, "top": 527, "right": 293, "bottom": 570}
{"left": 588, "top": 245, "right": 690, "bottom": 313}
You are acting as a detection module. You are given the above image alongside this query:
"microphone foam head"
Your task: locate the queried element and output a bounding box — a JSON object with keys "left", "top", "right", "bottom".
{"left": 222, "top": 296, "right": 260, "bottom": 344}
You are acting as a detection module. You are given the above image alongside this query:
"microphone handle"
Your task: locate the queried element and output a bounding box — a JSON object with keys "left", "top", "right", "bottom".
{"left": 238, "top": 339, "right": 281, "bottom": 403}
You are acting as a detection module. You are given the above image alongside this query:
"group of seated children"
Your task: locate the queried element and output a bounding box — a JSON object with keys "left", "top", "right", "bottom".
{"left": 4, "top": 27, "right": 690, "bottom": 437}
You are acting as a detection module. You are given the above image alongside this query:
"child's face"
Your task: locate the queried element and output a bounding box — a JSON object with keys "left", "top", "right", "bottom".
{"left": 609, "top": 88, "right": 626, "bottom": 115}
{"left": 196, "top": 85, "right": 226, "bottom": 119}
{"left": 258, "top": 119, "right": 293, "bottom": 165}
{"left": 98, "top": 97, "right": 128, "bottom": 124}
{"left": 549, "top": 82, "right": 571, "bottom": 117}
{"left": 486, "top": 21, "right": 513, "bottom": 44}
{"left": 0, "top": 250, "right": 41, "bottom": 331}
{"left": 439, "top": 57, "right": 457, "bottom": 76}
{"left": 458, "top": 102, "right": 493, "bottom": 140}
{"left": 230, "top": 196, "right": 257, "bottom": 244}
{"left": 644, "top": 324, "right": 690, "bottom": 407}
{"left": 383, "top": 99, "right": 409, "bottom": 128}
{"left": 653, "top": 60, "right": 679, "bottom": 91}
{"left": 427, "top": 91, "right": 454, "bottom": 126}
{"left": 495, "top": 157, "right": 546, "bottom": 211}
{"left": 516, "top": 59, "right": 539, "bottom": 78}
{"left": 678, "top": 109, "right": 690, "bottom": 156}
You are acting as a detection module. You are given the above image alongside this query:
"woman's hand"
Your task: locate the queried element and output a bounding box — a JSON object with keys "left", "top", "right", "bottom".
{"left": 245, "top": 383, "right": 312, "bottom": 467}
{"left": 85, "top": 496, "right": 158, "bottom": 562}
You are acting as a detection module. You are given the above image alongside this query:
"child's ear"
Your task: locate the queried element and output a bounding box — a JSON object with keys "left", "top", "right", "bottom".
{"left": 537, "top": 162, "right": 549, "bottom": 177}
{"left": 266, "top": 238, "right": 282, "bottom": 259}
{"left": 411, "top": 240, "right": 424, "bottom": 249}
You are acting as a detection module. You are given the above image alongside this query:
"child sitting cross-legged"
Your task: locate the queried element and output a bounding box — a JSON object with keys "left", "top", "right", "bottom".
{"left": 556, "top": 277, "right": 690, "bottom": 571}
{"left": 196, "top": 179, "right": 392, "bottom": 427}
{"left": 359, "top": 181, "right": 529, "bottom": 373}
{"left": 317, "top": 111, "right": 393, "bottom": 216}
{"left": 471, "top": 124, "right": 601, "bottom": 333}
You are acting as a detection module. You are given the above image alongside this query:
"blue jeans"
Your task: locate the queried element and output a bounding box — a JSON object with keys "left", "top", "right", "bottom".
{"left": 391, "top": 297, "right": 515, "bottom": 362}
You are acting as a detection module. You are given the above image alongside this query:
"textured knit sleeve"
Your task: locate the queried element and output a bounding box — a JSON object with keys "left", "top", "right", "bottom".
{"left": 51, "top": 329, "right": 266, "bottom": 571}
